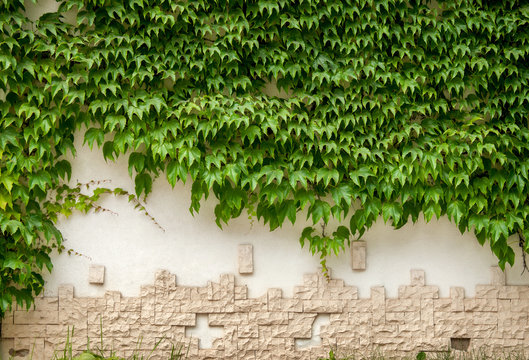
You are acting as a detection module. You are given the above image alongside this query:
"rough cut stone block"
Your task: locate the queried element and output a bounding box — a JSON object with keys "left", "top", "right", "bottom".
{"left": 235, "top": 285, "right": 248, "bottom": 300}
{"left": 491, "top": 266, "right": 506, "bottom": 285}
{"left": 14, "top": 310, "right": 59, "bottom": 325}
{"left": 410, "top": 270, "right": 425, "bottom": 286}
{"left": 238, "top": 244, "right": 254, "bottom": 274}
{"left": 475, "top": 285, "right": 500, "bottom": 298}
{"left": 209, "top": 313, "right": 248, "bottom": 326}
{"left": 238, "top": 323, "right": 258, "bottom": 338}
{"left": 450, "top": 287, "right": 465, "bottom": 312}
{"left": 155, "top": 270, "right": 176, "bottom": 290}
{"left": 351, "top": 241, "right": 366, "bottom": 270}
{"left": 303, "top": 300, "right": 346, "bottom": 313}
{"left": 293, "top": 286, "right": 318, "bottom": 300}
{"left": 398, "top": 285, "right": 439, "bottom": 299}
{"left": 371, "top": 286, "right": 385, "bottom": 326}
{"left": 249, "top": 312, "right": 289, "bottom": 325}
{"left": 89, "top": 264, "right": 105, "bottom": 285}
{"left": 58, "top": 284, "right": 74, "bottom": 300}
{"left": 464, "top": 298, "right": 498, "bottom": 312}
{"left": 34, "top": 297, "right": 59, "bottom": 312}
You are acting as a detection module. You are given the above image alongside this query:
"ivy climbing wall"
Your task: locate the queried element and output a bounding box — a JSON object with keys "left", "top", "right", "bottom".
{"left": 3, "top": 0, "right": 529, "bottom": 357}
{"left": 2, "top": 268, "right": 529, "bottom": 359}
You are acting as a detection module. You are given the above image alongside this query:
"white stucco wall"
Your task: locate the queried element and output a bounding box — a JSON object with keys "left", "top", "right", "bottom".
{"left": 40, "top": 133, "right": 529, "bottom": 302}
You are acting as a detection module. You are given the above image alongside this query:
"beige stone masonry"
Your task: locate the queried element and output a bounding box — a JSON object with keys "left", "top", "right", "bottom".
{"left": 2, "top": 268, "right": 529, "bottom": 359}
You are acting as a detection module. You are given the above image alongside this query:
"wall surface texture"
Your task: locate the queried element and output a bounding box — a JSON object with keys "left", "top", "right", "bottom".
{"left": 2, "top": 2, "right": 529, "bottom": 358}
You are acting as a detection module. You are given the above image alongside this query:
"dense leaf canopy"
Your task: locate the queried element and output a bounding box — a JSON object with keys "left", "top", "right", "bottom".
{"left": 1, "top": 0, "right": 529, "bottom": 313}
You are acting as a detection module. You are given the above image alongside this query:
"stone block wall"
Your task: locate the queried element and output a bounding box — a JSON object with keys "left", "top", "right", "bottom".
{"left": 2, "top": 267, "right": 529, "bottom": 359}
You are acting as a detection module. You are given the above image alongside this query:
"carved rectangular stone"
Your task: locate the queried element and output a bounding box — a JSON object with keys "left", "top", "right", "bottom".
{"left": 464, "top": 298, "right": 498, "bottom": 312}
{"left": 303, "top": 300, "right": 346, "bottom": 313}
{"left": 88, "top": 264, "right": 105, "bottom": 285}
{"left": 348, "top": 312, "right": 372, "bottom": 325}
{"left": 13, "top": 337, "right": 45, "bottom": 360}
{"left": 238, "top": 323, "right": 258, "bottom": 338}
{"left": 140, "top": 285, "right": 155, "bottom": 324}
{"left": 293, "top": 286, "right": 318, "bottom": 300}
{"left": 371, "top": 286, "right": 385, "bottom": 326}
{"left": 511, "top": 299, "right": 529, "bottom": 312}
{"left": 2, "top": 324, "right": 46, "bottom": 338}
{"left": 154, "top": 312, "right": 195, "bottom": 326}
{"left": 410, "top": 270, "right": 425, "bottom": 286}
{"left": 155, "top": 270, "right": 177, "bottom": 290}
{"left": 105, "top": 291, "right": 121, "bottom": 311}
{"left": 450, "top": 286, "right": 465, "bottom": 312}
{"left": 207, "top": 281, "right": 221, "bottom": 301}
{"left": 398, "top": 285, "right": 439, "bottom": 299}
{"left": 386, "top": 312, "right": 419, "bottom": 324}
{"left": 209, "top": 313, "right": 248, "bottom": 326}
{"left": 234, "top": 298, "right": 267, "bottom": 312}
{"left": 268, "top": 297, "right": 303, "bottom": 312}
{"left": 120, "top": 297, "right": 142, "bottom": 312}
{"left": 351, "top": 241, "right": 366, "bottom": 270}
{"left": 58, "top": 284, "right": 74, "bottom": 301}
{"left": 499, "top": 286, "right": 529, "bottom": 299}
{"left": 249, "top": 312, "right": 289, "bottom": 325}
{"left": 14, "top": 310, "right": 59, "bottom": 325}
{"left": 235, "top": 285, "right": 248, "bottom": 300}
{"left": 473, "top": 312, "right": 498, "bottom": 325}
{"left": 420, "top": 299, "right": 434, "bottom": 338}
{"left": 475, "top": 285, "right": 500, "bottom": 298}
{"left": 386, "top": 299, "right": 420, "bottom": 312}
{"left": 238, "top": 244, "right": 254, "bottom": 274}
{"left": 238, "top": 337, "right": 259, "bottom": 351}
{"left": 344, "top": 299, "right": 372, "bottom": 313}
{"left": 491, "top": 266, "right": 506, "bottom": 285}
{"left": 34, "top": 297, "right": 59, "bottom": 312}
{"left": 433, "top": 299, "right": 452, "bottom": 312}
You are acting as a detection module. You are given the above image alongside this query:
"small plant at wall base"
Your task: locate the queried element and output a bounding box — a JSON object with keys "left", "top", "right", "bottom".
{"left": 2, "top": 0, "right": 529, "bottom": 315}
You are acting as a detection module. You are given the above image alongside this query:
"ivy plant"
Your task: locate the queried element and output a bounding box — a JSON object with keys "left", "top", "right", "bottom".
{"left": 2, "top": 0, "right": 529, "bottom": 315}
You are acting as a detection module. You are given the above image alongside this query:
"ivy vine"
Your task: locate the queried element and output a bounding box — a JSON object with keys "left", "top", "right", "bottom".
{"left": 1, "top": 0, "right": 529, "bottom": 314}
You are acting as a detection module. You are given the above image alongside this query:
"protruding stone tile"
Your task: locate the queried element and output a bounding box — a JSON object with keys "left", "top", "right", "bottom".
{"left": 58, "top": 284, "right": 74, "bottom": 300}
{"left": 410, "top": 269, "right": 425, "bottom": 286}
{"left": 155, "top": 270, "right": 176, "bottom": 291}
{"left": 209, "top": 313, "right": 248, "bottom": 326}
{"left": 207, "top": 281, "right": 221, "bottom": 301}
{"left": 398, "top": 285, "right": 439, "bottom": 299}
{"left": 13, "top": 338, "right": 45, "bottom": 360}
{"left": 140, "top": 285, "right": 155, "bottom": 325}
{"left": 302, "top": 300, "right": 346, "bottom": 313}
{"left": 351, "top": 241, "right": 366, "bottom": 270}
{"left": 235, "top": 285, "right": 248, "bottom": 300}
{"left": 248, "top": 312, "right": 289, "bottom": 325}
{"left": 464, "top": 298, "right": 498, "bottom": 312}
{"left": 34, "top": 297, "right": 59, "bottom": 312}
{"left": 238, "top": 244, "right": 254, "bottom": 274}
{"left": 491, "top": 265, "right": 506, "bottom": 286}
{"left": 238, "top": 324, "right": 258, "bottom": 338}
{"left": 450, "top": 287, "right": 465, "bottom": 312}
{"left": 88, "top": 264, "right": 105, "bottom": 285}
{"left": 105, "top": 291, "right": 121, "bottom": 311}
{"left": 475, "top": 285, "right": 500, "bottom": 298}
{"left": 14, "top": 310, "right": 59, "bottom": 325}
{"left": 370, "top": 286, "right": 385, "bottom": 326}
